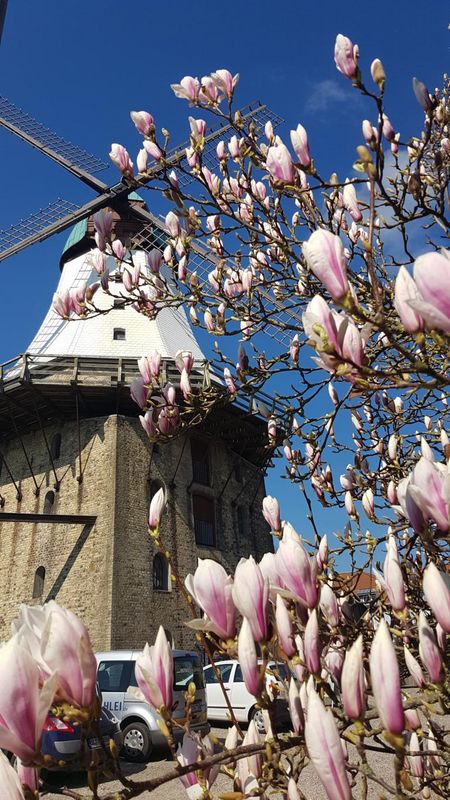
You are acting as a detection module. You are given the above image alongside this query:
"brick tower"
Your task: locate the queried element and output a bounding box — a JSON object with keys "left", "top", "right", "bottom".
{"left": 0, "top": 199, "right": 271, "bottom": 651}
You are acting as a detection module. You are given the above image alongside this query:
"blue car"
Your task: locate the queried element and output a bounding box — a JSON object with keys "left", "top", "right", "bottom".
{"left": 6, "top": 707, "right": 122, "bottom": 774}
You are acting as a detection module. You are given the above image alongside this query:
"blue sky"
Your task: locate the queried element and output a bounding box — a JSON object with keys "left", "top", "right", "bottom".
{"left": 0, "top": 1, "right": 448, "bottom": 555}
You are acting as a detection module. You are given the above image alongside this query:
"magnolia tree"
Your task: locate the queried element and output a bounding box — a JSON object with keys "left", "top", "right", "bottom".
{"left": 2, "top": 32, "right": 449, "bottom": 800}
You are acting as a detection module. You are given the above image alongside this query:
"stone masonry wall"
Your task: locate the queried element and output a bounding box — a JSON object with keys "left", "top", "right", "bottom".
{"left": 0, "top": 409, "right": 271, "bottom": 654}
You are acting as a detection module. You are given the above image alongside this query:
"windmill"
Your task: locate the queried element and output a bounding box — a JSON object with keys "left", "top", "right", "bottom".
{"left": 0, "top": 93, "right": 283, "bottom": 651}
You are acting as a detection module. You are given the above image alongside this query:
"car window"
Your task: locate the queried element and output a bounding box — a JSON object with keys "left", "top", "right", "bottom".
{"left": 234, "top": 664, "right": 244, "bottom": 683}
{"left": 97, "top": 660, "right": 131, "bottom": 692}
{"left": 204, "top": 663, "right": 233, "bottom": 684}
{"left": 268, "top": 663, "right": 287, "bottom": 680}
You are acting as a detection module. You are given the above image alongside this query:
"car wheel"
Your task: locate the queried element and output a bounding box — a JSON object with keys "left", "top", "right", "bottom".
{"left": 121, "top": 722, "right": 152, "bottom": 762}
{"left": 249, "top": 706, "right": 265, "bottom": 735}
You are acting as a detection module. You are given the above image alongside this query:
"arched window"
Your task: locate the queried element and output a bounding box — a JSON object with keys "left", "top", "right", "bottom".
{"left": 193, "top": 494, "right": 215, "bottom": 546}
{"left": 153, "top": 553, "right": 169, "bottom": 591}
{"left": 32, "top": 566, "right": 45, "bottom": 598}
{"left": 44, "top": 490, "right": 55, "bottom": 513}
{"left": 50, "top": 433, "right": 61, "bottom": 460}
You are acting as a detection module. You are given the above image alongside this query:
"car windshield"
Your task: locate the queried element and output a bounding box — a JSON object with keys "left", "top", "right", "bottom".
{"left": 173, "top": 654, "right": 204, "bottom": 690}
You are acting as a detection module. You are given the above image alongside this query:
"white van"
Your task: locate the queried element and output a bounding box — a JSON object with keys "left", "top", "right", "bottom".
{"left": 96, "top": 649, "right": 209, "bottom": 761}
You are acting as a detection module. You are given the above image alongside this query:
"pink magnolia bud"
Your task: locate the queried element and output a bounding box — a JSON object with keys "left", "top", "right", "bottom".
{"left": 404, "top": 708, "right": 421, "bottom": 731}
{"left": 411, "top": 250, "right": 450, "bottom": 333}
{"left": 370, "top": 58, "right": 386, "bottom": 90}
{"left": 140, "top": 410, "right": 157, "bottom": 439}
{"left": 238, "top": 617, "right": 261, "bottom": 696}
{"left": 369, "top": 620, "right": 404, "bottom": 734}
{"left": 412, "top": 77, "right": 433, "bottom": 112}
{"left": 290, "top": 334, "right": 300, "bottom": 363}
{"left": 210, "top": 69, "right": 239, "bottom": 100}
{"left": 109, "top": 143, "right": 133, "bottom": 175}
{"left": 362, "top": 488, "right": 375, "bottom": 519}
{"left": 201, "top": 76, "right": 220, "bottom": 104}
{"left": 305, "top": 687, "right": 351, "bottom": 800}
{"left": 423, "top": 562, "right": 450, "bottom": 632}
{"left": 189, "top": 116, "right": 206, "bottom": 142}
{"left": 403, "top": 645, "right": 425, "bottom": 688}
{"left": 262, "top": 495, "right": 281, "bottom": 531}
{"left": 185, "top": 559, "right": 236, "bottom": 639}
{"left": 317, "top": 534, "right": 329, "bottom": 569}
{"left": 288, "top": 677, "right": 304, "bottom": 734}
{"left": 341, "top": 636, "right": 365, "bottom": 720}
{"left": 407, "top": 456, "right": 449, "bottom": 532}
{"left": 130, "top": 376, "right": 149, "bottom": 409}
{"left": 303, "top": 229, "right": 349, "bottom": 301}
{"left": 0, "top": 751, "right": 26, "bottom": 798}
{"left": 304, "top": 610, "right": 321, "bottom": 674}
{"left": 130, "top": 110, "right": 154, "bottom": 136}
{"left": 381, "top": 534, "right": 406, "bottom": 612}
{"left": 53, "top": 290, "right": 71, "bottom": 318}
{"left": 407, "top": 731, "right": 424, "bottom": 778}
{"left": 362, "top": 119, "right": 377, "bottom": 148}
{"left": 276, "top": 539, "right": 318, "bottom": 609}
{"left": 171, "top": 75, "right": 200, "bottom": 103}
{"left": 17, "top": 761, "right": 38, "bottom": 792}
{"left": 334, "top": 34, "right": 359, "bottom": 81}
{"left": 290, "top": 124, "right": 311, "bottom": 168}
{"left": 143, "top": 139, "right": 163, "bottom": 161}
{"left": 223, "top": 367, "right": 237, "bottom": 394}
{"left": 148, "top": 487, "right": 166, "bottom": 530}
{"left": 135, "top": 626, "right": 173, "bottom": 709}
{"left": 288, "top": 778, "right": 301, "bottom": 800}
{"left": 165, "top": 211, "right": 180, "bottom": 238}
{"left": 232, "top": 557, "right": 269, "bottom": 642}
{"left": 112, "top": 239, "right": 126, "bottom": 261}
{"left": 93, "top": 210, "right": 113, "bottom": 239}
{"left": 343, "top": 180, "right": 362, "bottom": 222}
{"left": 275, "top": 595, "right": 295, "bottom": 657}
{"left": 320, "top": 584, "right": 340, "bottom": 627}
{"left": 418, "top": 612, "right": 442, "bottom": 683}
{"left": 266, "top": 142, "right": 295, "bottom": 184}
{"left": 380, "top": 114, "right": 395, "bottom": 142}
{"left": 0, "top": 634, "right": 58, "bottom": 762}
{"left": 394, "top": 266, "right": 424, "bottom": 333}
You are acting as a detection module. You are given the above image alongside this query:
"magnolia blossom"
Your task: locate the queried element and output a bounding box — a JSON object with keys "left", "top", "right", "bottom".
{"left": 109, "top": 143, "right": 133, "bottom": 175}
{"left": 171, "top": 76, "right": 200, "bottom": 103}
{"left": 303, "top": 295, "right": 366, "bottom": 375}
{"left": 276, "top": 538, "right": 318, "bottom": 608}
{"left": 237, "top": 617, "right": 261, "bottom": 696}
{"left": 0, "top": 751, "right": 25, "bottom": 799}
{"left": 406, "top": 457, "right": 449, "bottom": 532}
{"left": 375, "top": 534, "right": 406, "bottom": 612}
{"left": 418, "top": 612, "right": 442, "bottom": 683}
{"left": 423, "top": 562, "right": 450, "bottom": 632}
{"left": 185, "top": 560, "right": 236, "bottom": 639}
{"left": 341, "top": 636, "right": 365, "bottom": 720}
{"left": 135, "top": 626, "right": 173, "bottom": 709}
{"left": 369, "top": 620, "right": 404, "bottom": 734}
{"left": 262, "top": 495, "right": 281, "bottom": 531}
{"left": 0, "top": 634, "right": 58, "bottom": 762}
{"left": 130, "top": 110, "right": 154, "bottom": 136}
{"left": 305, "top": 688, "right": 351, "bottom": 800}
{"left": 410, "top": 250, "right": 450, "bottom": 333}
{"left": 148, "top": 487, "right": 166, "bottom": 529}
{"left": 266, "top": 142, "right": 295, "bottom": 184}
{"left": 302, "top": 229, "right": 349, "bottom": 301}
{"left": 210, "top": 69, "right": 239, "bottom": 100}
{"left": 290, "top": 124, "right": 311, "bottom": 168}
{"left": 334, "top": 34, "right": 359, "bottom": 80}
{"left": 288, "top": 677, "right": 303, "bottom": 734}
{"left": 394, "top": 266, "right": 424, "bottom": 333}
{"left": 275, "top": 595, "right": 295, "bottom": 657}
{"left": 304, "top": 610, "right": 321, "bottom": 674}
{"left": 232, "top": 557, "right": 268, "bottom": 642}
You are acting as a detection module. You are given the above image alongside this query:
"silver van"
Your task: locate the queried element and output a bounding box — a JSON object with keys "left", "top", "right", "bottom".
{"left": 96, "top": 649, "right": 209, "bottom": 762}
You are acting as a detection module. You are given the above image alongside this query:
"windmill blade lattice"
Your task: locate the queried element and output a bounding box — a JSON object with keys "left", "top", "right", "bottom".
{"left": 0, "top": 96, "right": 109, "bottom": 179}
{"left": 132, "top": 215, "right": 302, "bottom": 349}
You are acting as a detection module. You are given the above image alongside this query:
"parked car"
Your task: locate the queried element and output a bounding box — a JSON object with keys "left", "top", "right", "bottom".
{"left": 203, "top": 660, "right": 290, "bottom": 733}
{"left": 96, "top": 649, "right": 209, "bottom": 762}
{"left": 5, "top": 707, "right": 122, "bottom": 774}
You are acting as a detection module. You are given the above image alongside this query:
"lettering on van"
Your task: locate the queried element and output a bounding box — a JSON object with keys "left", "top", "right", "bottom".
{"left": 103, "top": 701, "right": 123, "bottom": 712}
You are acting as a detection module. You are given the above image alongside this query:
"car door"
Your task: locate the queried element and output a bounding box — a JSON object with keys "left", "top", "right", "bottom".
{"left": 203, "top": 662, "right": 234, "bottom": 720}
{"left": 97, "top": 659, "right": 132, "bottom": 722}
{"left": 228, "top": 663, "right": 253, "bottom": 722}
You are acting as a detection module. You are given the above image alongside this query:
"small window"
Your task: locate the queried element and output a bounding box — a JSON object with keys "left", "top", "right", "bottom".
{"left": 153, "top": 553, "right": 169, "bottom": 591}
{"left": 97, "top": 660, "right": 132, "bottom": 693}
{"left": 44, "top": 490, "right": 55, "bottom": 513}
{"left": 50, "top": 433, "right": 61, "bottom": 460}
{"left": 234, "top": 664, "right": 244, "bottom": 683}
{"left": 193, "top": 494, "right": 215, "bottom": 546}
{"left": 32, "top": 566, "right": 45, "bottom": 598}
{"left": 113, "top": 298, "right": 126, "bottom": 309}
{"left": 191, "top": 437, "right": 210, "bottom": 485}
{"left": 113, "top": 327, "right": 126, "bottom": 340}
{"left": 204, "top": 663, "right": 233, "bottom": 684}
